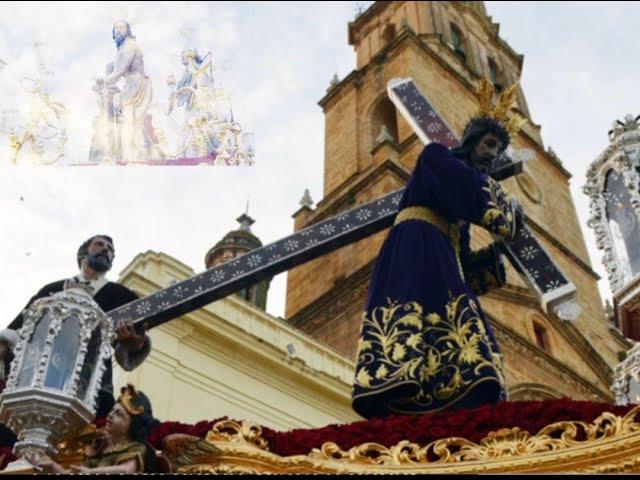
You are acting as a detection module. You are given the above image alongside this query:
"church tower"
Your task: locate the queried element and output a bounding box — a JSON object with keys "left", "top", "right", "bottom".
{"left": 286, "top": 1, "right": 629, "bottom": 402}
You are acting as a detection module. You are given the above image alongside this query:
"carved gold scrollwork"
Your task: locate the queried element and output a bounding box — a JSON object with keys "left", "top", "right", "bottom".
{"left": 307, "top": 406, "right": 640, "bottom": 467}
{"left": 180, "top": 463, "right": 263, "bottom": 474}
{"left": 205, "top": 420, "right": 269, "bottom": 451}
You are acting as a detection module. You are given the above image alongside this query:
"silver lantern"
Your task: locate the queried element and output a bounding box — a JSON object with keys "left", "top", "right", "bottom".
{"left": 0, "top": 284, "right": 114, "bottom": 470}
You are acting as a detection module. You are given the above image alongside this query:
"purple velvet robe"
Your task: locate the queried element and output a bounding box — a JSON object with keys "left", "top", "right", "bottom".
{"left": 352, "top": 142, "right": 518, "bottom": 418}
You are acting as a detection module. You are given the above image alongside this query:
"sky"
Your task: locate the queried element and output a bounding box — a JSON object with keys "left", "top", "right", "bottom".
{"left": 0, "top": 1, "right": 636, "bottom": 328}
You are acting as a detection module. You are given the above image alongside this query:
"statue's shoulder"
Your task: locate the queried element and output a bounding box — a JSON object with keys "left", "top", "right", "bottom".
{"left": 425, "top": 142, "right": 449, "bottom": 152}
{"left": 122, "top": 38, "right": 141, "bottom": 53}
{"left": 420, "top": 142, "right": 451, "bottom": 159}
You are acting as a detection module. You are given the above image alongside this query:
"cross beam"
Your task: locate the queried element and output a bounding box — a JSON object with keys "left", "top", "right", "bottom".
{"left": 111, "top": 187, "right": 405, "bottom": 329}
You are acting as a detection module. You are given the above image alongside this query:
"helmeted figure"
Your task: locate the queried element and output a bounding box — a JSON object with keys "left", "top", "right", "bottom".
{"left": 352, "top": 81, "right": 526, "bottom": 418}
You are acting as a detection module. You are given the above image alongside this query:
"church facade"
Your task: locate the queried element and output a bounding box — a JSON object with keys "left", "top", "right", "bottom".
{"left": 285, "top": 1, "right": 630, "bottom": 403}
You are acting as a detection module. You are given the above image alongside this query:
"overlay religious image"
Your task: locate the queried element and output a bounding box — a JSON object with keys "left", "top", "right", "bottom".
{"left": 0, "top": 15, "right": 254, "bottom": 166}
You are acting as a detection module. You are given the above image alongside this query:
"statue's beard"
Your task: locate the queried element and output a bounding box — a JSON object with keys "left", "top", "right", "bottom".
{"left": 114, "top": 33, "right": 126, "bottom": 48}
{"left": 469, "top": 150, "right": 495, "bottom": 175}
{"left": 86, "top": 252, "right": 112, "bottom": 272}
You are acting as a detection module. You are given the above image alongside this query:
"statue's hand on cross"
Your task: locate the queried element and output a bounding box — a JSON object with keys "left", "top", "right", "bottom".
{"left": 115, "top": 318, "right": 147, "bottom": 351}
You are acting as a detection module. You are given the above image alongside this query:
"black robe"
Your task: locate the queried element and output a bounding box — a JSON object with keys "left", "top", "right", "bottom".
{"left": 9, "top": 280, "right": 140, "bottom": 417}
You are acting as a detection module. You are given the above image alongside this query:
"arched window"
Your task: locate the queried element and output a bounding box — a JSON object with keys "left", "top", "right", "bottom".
{"left": 450, "top": 24, "right": 467, "bottom": 64}
{"left": 238, "top": 286, "right": 254, "bottom": 303}
{"left": 382, "top": 23, "right": 396, "bottom": 45}
{"left": 533, "top": 321, "right": 551, "bottom": 353}
{"left": 510, "top": 383, "right": 561, "bottom": 401}
{"left": 370, "top": 96, "right": 399, "bottom": 146}
{"left": 487, "top": 58, "right": 504, "bottom": 92}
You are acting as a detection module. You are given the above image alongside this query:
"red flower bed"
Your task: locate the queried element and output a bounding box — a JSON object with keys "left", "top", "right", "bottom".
{"left": 259, "top": 399, "right": 638, "bottom": 456}
{"left": 0, "top": 446, "right": 13, "bottom": 470}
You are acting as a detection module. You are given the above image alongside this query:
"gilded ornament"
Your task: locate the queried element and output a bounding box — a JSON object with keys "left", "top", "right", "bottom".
{"left": 474, "top": 79, "right": 527, "bottom": 137}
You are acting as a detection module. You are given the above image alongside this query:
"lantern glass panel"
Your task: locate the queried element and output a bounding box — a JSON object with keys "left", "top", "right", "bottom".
{"left": 76, "top": 326, "right": 102, "bottom": 403}
{"left": 44, "top": 315, "right": 80, "bottom": 391}
{"left": 625, "top": 375, "right": 640, "bottom": 404}
{"left": 17, "top": 311, "right": 53, "bottom": 388}
{"left": 604, "top": 170, "right": 640, "bottom": 279}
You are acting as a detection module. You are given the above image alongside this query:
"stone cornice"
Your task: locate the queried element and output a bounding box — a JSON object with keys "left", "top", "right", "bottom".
{"left": 320, "top": 27, "right": 476, "bottom": 111}
{"left": 486, "top": 281, "right": 615, "bottom": 394}
{"left": 177, "top": 332, "right": 360, "bottom": 426}
{"left": 548, "top": 317, "right": 615, "bottom": 393}
{"left": 289, "top": 260, "right": 375, "bottom": 330}
{"left": 119, "top": 250, "right": 195, "bottom": 278}
{"left": 348, "top": 1, "right": 392, "bottom": 45}
{"left": 484, "top": 284, "right": 538, "bottom": 308}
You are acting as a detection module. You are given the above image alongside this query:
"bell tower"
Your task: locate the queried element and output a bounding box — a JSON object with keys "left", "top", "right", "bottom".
{"left": 286, "top": 1, "right": 629, "bottom": 403}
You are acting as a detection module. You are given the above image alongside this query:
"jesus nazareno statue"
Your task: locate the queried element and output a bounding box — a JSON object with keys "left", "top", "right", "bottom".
{"left": 352, "top": 82, "right": 527, "bottom": 418}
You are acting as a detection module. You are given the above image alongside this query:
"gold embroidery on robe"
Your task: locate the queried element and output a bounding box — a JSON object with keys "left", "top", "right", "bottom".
{"left": 480, "top": 178, "right": 518, "bottom": 241}
{"left": 354, "top": 293, "right": 505, "bottom": 413}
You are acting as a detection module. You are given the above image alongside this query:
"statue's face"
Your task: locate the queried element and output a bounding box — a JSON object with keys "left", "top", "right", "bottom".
{"left": 114, "top": 22, "right": 128, "bottom": 37}
{"left": 474, "top": 132, "right": 503, "bottom": 160}
{"left": 106, "top": 403, "right": 132, "bottom": 438}
{"left": 84, "top": 236, "right": 115, "bottom": 272}
{"left": 470, "top": 132, "right": 503, "bottom": 174}
{"left": 113, "top": 21, "right": 129, "bottom": 47}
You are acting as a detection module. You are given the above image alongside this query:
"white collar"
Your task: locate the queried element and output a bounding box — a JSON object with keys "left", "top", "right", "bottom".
{"left": 68, "top": 272, "right": 109, "bottom": 297}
